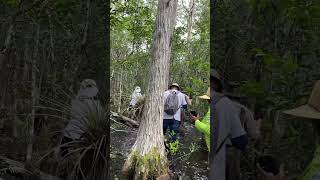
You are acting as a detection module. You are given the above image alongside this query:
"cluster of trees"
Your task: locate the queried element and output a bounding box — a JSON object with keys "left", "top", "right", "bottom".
{"left": 111, "top": 0, "right": 210, "bottom": 178}
{"left": 111, "top": 0, "right": 210, "bottom": 114}
{"left": 212, "top": 0, "right": 320, "bottom": 176}
{"left": 0, "top": 0, "right": 108, "bottom": 179}
{"left": 1, "top": 0, "right": 317, "bottom": 179}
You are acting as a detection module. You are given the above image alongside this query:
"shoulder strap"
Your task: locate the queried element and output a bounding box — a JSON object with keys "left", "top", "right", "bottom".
{"left": 215, "top": 134, "right": 231, "bottom": 154}
{"left": 211, "top": 92, "right": 224, "bottom": 163}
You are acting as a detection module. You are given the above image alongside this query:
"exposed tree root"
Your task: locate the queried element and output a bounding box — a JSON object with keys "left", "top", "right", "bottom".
{"left": 122, "top": 148, "right": 170, "bottom": 180}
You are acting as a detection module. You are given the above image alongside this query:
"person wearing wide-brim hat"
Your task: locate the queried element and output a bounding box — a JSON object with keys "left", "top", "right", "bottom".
{"left": 283, "top": 80, "right": 320, "bottom": 120}
{"left": 204, "top": 69, "right": 248, "bottom": 180}
{"left": 169, "top": 82, "right": 181, "bottom": 91}
{"left": 163, "top": 82, "right": 188, "bottom": 144}
{"left": 191, "top": 87, "right": 211, "bottom": 151}
{"left": 283, "top": 80, "right": 320, "bottom": 180}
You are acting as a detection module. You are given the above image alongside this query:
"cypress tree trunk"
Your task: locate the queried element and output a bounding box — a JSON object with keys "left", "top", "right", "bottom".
{"left": 26, "top": 23, "right": 40, "bottom": 167}
{"left": 122, "top": 0, "right": 178, "bottom": 179}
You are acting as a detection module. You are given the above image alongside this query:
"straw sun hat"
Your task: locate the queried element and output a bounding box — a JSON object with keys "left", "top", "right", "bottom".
{"left": 283, "top": 80, "right": 320, "bottom": 119}
{"left": 199, "top": 87, "right": 210, "bottom": 100}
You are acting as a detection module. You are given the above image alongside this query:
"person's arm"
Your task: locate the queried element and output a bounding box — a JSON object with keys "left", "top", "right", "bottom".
{"left": 185, "top": 95, "right": 192, "bottom": 105}
{"left": 195, "top": 120, "right": 210, "bottom": 135}
{"left": 231, "top": 134, "right": 248, "bottom": 151}
{"left": 181, "top": 93, "right": 188, "bottom": 109}
{"left": 229, "top": 103, "right": 248, "bottom": 151}
{"left": 191, "top": 113, "right": 210, "bottom": 135}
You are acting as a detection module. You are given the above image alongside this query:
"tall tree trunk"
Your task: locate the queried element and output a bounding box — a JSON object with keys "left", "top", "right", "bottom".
{"left": 47, "top": 10, "right": 57, "bottom": 96}
{"left": 186, "top": 0, "right": 195, "bottom": 41}
{"left": 118, "top": 69, "right": 123, "bottom": 113}
{"left": 185, "top": 0, "right": 195, "bottom": 89}
{"left": 72, "top": 0, "right": 91, "bottom": 93}
{"left": 0, "top": 21, "right": 14, "bottom": 69}
{"left": 26, "top": 24, "right": 40, "bottom": 166}
{"left": 122, "top": 0, "right": 178, "bottom": 179}
{"left": 12, "top": 100, "right": 18, "bottom": 138}
{"left": 12, "top": 61, "right": 19, "bottom": 138}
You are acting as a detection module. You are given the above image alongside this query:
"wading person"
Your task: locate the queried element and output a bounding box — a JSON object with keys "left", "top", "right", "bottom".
{"left": 128, "top": 86, "right": 143, "bottom": 120}
{"left": 129, "top": 86, "right": 142, "bottom": 108}
{"left": 209, "top": 69, "right": 248, "bottom": 180}
{"left": 60, "top": 79, "right": 103, "bottom": 179}
{"left": 163, "top": 83, "right": 187, "bottom": 142}
{"left": 191, "top": 87, "right": 210, "bottom": 151}
{"left": 283, "top": 80, "right": 320, "bottom": 180}
{"left": 229, "top": 101, "right": 261, "bottom": 180}
{"left": 62, "top": 79, "right": 101, "bottom": 151}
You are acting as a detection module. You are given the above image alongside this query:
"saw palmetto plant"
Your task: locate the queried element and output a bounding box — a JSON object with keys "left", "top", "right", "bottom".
{"left": 48, "top": 99, "right": 109, "bottom": 180}
{"left": 0, "top": 93, "right": 109, "bottom": 180}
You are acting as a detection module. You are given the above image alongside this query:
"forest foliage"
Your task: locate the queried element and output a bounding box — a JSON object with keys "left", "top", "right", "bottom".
{"left": 0, "top": 0, "right": 109, "bottom": 179}
{"left": 111, "top": 0, "right": 210, "bottom": 114}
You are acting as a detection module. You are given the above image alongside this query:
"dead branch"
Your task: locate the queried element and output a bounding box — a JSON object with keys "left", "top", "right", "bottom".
{"left": 111, "top": 111, "right": 139, "bottom": 128}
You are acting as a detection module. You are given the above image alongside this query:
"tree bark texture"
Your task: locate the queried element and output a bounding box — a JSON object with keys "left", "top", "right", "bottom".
{"left": 122, "top": 0, "right": 178, "bottom": 179}
{"left": 26, "top": 24, "right": 40, "bottom": 166}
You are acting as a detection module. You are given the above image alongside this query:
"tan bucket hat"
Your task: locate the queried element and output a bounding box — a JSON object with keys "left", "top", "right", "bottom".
{"left": 199, "top": 87, "right": 210, "bottom": 100}
{"left": 283, "top": 80, "right": 320, "bottom": 119}
{"left": 169, "top": 83, "right": 180, "bottom": 90}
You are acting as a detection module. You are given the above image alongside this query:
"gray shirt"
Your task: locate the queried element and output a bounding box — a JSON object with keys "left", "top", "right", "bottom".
{"left": 163, "top": 90, "right": 187, "bottom": 121}
{"left": 63, "top": 97, "right": 102, "bottom": 139}
{"left": 212, "top": 96, "right": 247, "bottom": 180}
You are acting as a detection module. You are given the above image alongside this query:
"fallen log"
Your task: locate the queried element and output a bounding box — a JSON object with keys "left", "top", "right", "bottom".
{"left": 111, "top": 111, "right": 139, "bottom": 128}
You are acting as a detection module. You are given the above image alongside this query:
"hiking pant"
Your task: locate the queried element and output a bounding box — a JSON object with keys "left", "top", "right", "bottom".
{"left": 163, "top": 119, "right": 180, "bottom": 141}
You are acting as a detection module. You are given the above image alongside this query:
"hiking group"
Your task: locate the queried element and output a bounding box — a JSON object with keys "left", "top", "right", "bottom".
{"left": 160, "top": 70, "right": 258, "bottom": 180}
{"left": 58, "top": 71, "right": 320, "bottom": 180}
{"left": 162, "top": 69, "right": 320, "bottom": 180}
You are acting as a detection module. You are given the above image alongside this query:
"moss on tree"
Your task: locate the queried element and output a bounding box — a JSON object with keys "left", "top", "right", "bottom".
{"left": 122, "top": 148, "right": 169, "bottom": 180}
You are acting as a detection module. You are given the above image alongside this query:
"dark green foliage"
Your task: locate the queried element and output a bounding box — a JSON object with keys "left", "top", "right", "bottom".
{"left": 0, "top": 0, "right": 109, "bottom": 179}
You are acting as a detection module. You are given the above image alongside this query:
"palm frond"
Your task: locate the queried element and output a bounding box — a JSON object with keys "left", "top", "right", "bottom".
{"left": 0, "top": 156, "right": 33, "bottom": 176}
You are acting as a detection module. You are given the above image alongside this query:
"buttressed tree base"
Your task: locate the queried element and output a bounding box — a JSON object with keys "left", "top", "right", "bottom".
{"left": 121, "top": 0, "right": 178, "bottom": 179}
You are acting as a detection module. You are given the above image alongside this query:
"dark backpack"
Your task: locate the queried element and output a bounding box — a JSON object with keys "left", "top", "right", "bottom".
{"left": 164, "top": 91, "right": 180, "bottom": 115}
